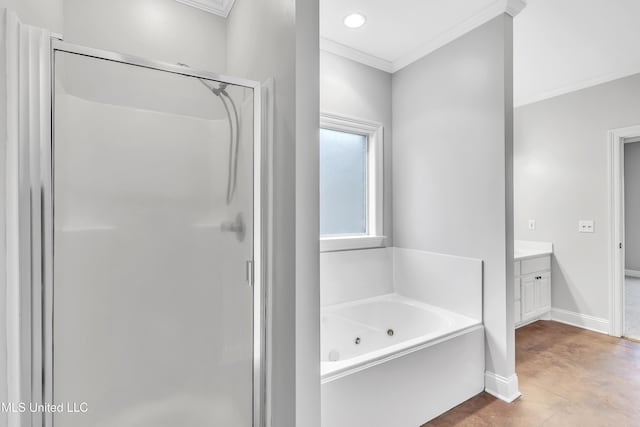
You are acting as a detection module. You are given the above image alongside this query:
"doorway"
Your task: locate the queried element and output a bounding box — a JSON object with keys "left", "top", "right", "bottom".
{"left": 623, "top": 140, "right": 640, "bottom": 340}
{"left": 609, "top": 126, "right": 640, "bottom": 339}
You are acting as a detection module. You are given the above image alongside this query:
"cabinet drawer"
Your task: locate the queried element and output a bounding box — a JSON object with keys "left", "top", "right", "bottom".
{"left": 514, "top": 278, "right": 521, "bottom": 300}
{"left": 521, "top": 256, "right": 550, "bottom": 275}
{"left": 514, "top": 261, "right": 521, "bottom": 277}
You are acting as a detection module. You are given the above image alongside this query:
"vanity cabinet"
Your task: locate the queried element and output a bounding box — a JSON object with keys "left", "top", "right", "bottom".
{"left": 514, "top": 255, "right": 551, "bottom": 326}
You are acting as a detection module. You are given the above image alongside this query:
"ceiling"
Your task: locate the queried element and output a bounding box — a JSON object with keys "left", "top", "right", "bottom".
{"left": 320, "top": 0, "right": 520, "bottom": 72}
{"left": 320, "top": 0, "right": 640, "bottom": 106}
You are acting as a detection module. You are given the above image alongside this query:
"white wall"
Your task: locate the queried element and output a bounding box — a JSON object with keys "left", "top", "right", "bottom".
{"left": 62, "top": 0, "right": 227, "bottom": 72}
{"left": 0, "top": 0, "right": 63, "bottom": 34}
{"left": 514, "top": 73, "right": 640, "bottom": 320}
{"left": 1, "top": 0, "right": 226, "bottom": 73}
{"left": 392, "top": 15, "right": 515, "bottom": 380}
{"left": 625, "top": 142, "right": 640, "bottom": 271}
{"left": 227, "top": 0, "right": 320, "bottom": 425}
{"left": 320, "top": 51, "right": 393, "bottom": 243}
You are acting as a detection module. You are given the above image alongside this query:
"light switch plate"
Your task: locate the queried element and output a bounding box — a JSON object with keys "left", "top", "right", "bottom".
{"left": 528, "top": 219, "right": 536, "bottom": 231}
{"left": 579, "top": 220, "right": 594, "bottom": 233}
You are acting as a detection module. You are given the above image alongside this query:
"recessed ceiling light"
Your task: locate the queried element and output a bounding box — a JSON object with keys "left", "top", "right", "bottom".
{"left": 344, "top": 13, "right": 366, "bottom": 29}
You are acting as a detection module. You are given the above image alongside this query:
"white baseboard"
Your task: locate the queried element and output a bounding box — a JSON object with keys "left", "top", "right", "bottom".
{"left": 515, "top": 311, "right": 552, "bottom": 329}
{"left": 484, "top": 371, "right": 520, "bottom": 403}
{"left": 550, "top": 308, "right": 609, "bottom": 334}
{"left": 625, "top": 269, "right": 640, "bottom": 278}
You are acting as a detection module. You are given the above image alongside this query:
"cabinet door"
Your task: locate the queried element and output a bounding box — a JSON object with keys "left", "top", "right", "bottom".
{"left": 522, "top": 276, "right": 537, "bottom": 320}
{"left": 537, "top": 272, "right": 551, "bottom": 310}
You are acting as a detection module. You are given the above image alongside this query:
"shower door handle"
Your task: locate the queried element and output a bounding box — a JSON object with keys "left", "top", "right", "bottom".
{"left": 246, "top": 260, "right": 254, "bottom": 287}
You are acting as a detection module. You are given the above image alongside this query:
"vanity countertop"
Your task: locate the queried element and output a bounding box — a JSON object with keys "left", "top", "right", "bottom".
{"left": 514, "top": 240, "right": 553, "bottom": 261}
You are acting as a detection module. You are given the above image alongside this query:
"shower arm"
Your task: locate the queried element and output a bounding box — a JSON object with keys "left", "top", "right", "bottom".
{"left": 177, "top": 63, "right": 240, "bottom": 205}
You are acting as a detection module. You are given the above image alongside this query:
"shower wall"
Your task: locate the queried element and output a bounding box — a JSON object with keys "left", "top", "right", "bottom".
{"left": 52, "top": 52, "right": 256, "bottom": 427}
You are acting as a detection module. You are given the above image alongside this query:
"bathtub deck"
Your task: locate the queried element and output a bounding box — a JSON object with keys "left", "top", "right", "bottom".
{"left": 425, "top": 320, "right": 640, "bottom": 426}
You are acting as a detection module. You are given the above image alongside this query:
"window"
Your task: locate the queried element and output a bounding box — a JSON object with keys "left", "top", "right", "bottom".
{"left": 320, "top": 113, "right": 384, "bottom": 252}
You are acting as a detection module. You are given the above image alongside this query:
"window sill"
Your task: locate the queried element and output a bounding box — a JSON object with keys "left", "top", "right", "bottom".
{"left": 320, "top": 235, "right": 386, "bottom": 252}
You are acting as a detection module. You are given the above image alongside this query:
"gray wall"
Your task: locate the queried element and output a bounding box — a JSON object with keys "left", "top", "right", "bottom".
{"left": 392, "top": 15, "right": 515, "bottom": 378}
{"left": 62, "top": 0, "right": 227, "bottom": 72}
{"left": 227, "top": 0, "right": 320, "bottom": 425}
{"left": 626, "top": 142, "right": 640, "bottom": 271}
{"left": 0, "top": 0, "right": 63, "bottom": 34}
{"left": 295, "top": 2, "right": 321, "bottom": 426}
{"left": 514, "top": 73, "right": 640, "bottom": 320}
{"left": 320, "top": 50, "right": 393, "bottom": 243}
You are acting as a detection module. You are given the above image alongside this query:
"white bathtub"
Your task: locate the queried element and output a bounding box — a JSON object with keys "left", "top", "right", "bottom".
{"left": 321, "top": 293, "right": 485, "bottom": 427}
{"left": 321, "top": 294, "right": 479, "bottom": 381}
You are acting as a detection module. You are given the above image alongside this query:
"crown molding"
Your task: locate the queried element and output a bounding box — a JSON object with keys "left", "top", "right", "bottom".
{"left": 175, "top": 0, "right": 235, "bottom": 18}
{"left": 320, "top": 38, "right": 393, "bottom": 73}
{"left": 504, "top": 0, "right": 527, "bottom": 17}
{"left": 392, "top": 1, "right": 507, "bottom": 72}
{"left": 514, "top": 68, "right": 640, "bottom": 107}
{"left": 321, "top": 0, "right": 527, "bottom": 74}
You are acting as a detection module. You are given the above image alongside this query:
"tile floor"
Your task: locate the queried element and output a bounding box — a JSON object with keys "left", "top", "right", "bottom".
{"left": 425, "top": 321, "right": 640, "bottom": 426}
{"left": 625, "top": 276, "right": 640, "bottom": 340}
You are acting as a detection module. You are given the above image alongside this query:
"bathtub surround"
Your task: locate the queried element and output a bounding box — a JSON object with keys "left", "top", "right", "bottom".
{"left": 320, "top": 248, "right": 482, "bottom": 317}
{"left": 392, "top": 15, "right": 518, "bottom": 401}
{"left": 514, "top": 72, "right": 640, "bottom": 334}
{"left": 320, "top": 248, "right": 393, "bottom": 306}
{"left": 320, "top": 247, "right": 484, "bottom": 426}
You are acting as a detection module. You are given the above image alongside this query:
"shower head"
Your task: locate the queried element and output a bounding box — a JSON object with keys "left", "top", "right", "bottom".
{"left": 176, "top": 62, "right": 228, "bottom": 97}
{"left": 209, "top": 82, "right": 228, "bottom": 97}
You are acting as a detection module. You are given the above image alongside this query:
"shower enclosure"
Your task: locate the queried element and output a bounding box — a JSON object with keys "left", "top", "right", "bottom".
{"left": 41, "top": 41, "right": 263, "bottom": 426}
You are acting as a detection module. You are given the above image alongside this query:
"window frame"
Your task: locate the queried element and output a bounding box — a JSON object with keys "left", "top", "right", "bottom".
{"left": 319, "top": 112, "right": 385, "bottom": 252}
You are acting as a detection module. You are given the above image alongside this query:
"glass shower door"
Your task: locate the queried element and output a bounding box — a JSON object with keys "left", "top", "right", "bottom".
{"left": 51, "top": 48, "right": 258, "bottom": 427}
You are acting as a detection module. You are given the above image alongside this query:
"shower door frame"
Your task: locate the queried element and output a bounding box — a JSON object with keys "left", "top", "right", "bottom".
{"left": 41, "top": 39, "right": 265, "bottom": 427}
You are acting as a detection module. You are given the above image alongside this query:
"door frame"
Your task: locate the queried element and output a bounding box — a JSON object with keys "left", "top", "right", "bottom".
{"left": 40, "top": 39, "right": 265, "bottom": 427}
{"left": 608, "top": 125, "right": 640, "bottom": 337}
